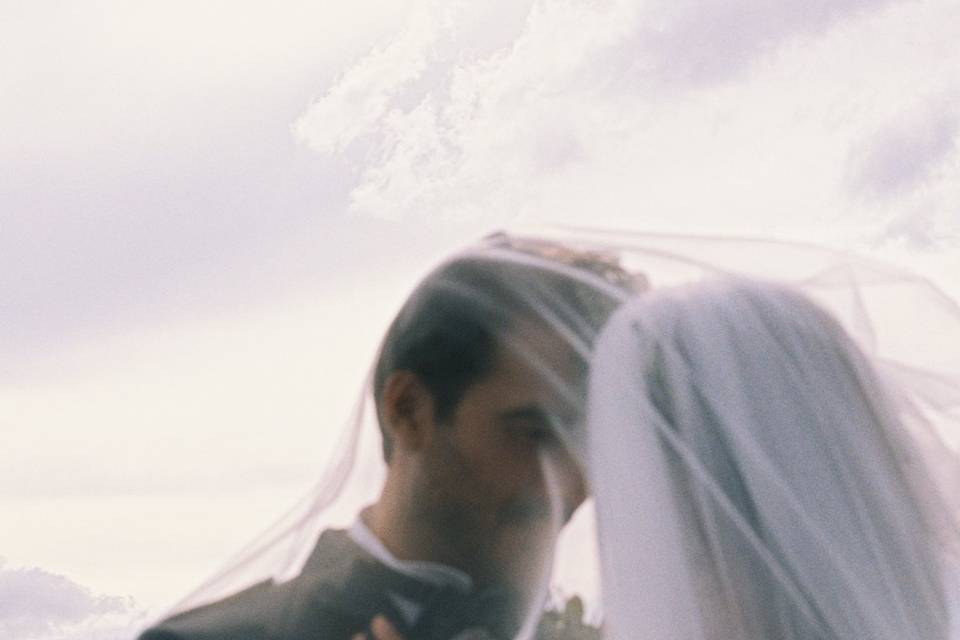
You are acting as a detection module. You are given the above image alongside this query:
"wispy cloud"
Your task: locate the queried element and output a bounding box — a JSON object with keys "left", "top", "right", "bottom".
{"left": 849, "top": 92, "right": 960, "bottom": 248}
{"left": 294, "top": 0, "right": 958, "bottom": 244}
{"left": 294, "top": 4, "right": 441, "bottom": 156}
{"left": 605, "top": 0, "right": 898, "bottom": 90}
{"left": 0, "top": 562, "right": 141, "bottom": 640}
{"left": 846, "top": 95, "right": 959, "bottom": 199}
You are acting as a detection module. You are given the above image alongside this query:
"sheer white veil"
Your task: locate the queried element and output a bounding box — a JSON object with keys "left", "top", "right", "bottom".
{"left": 589, "top": 277, "right": 960, "bottom": 640}
{"left": 153, "top": 229, "right": 641, "bottom": 640}
{"left": 148, "top": 227, "right": 960, "bottom": 640}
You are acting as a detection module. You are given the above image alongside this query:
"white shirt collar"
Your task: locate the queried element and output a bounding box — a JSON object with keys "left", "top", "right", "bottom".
{"left": 348, "top": 516, "right": 473, "bottom": 593}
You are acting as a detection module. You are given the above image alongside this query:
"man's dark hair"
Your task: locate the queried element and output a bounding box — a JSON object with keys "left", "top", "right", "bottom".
{"left": 373, "top": 236, "right": 637, "bottom": 461}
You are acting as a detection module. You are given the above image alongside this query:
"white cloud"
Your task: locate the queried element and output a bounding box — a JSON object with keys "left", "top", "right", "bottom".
{"left": 294, "top": 4, "right": 441, "bottom": 156}
{"left": 0, "top": 562, "right": 141, "bottom": 640}
{"left": 604, "top": 0, "right": 897, "bottom": 90}
{"left": 295, "top": 0, "right": 960, "bottom": 246}
{"left": 847, "top": 95, "right": 959, "bottom": 198}
{"left": 880, "top": 206, "right": 941, "bottom": 248}
{"left": 848, "top": 93, "right": 960, "bottom": 248}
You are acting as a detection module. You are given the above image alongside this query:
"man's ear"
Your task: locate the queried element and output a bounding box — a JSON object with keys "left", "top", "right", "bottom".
{"left": 381, "top": 370, "right": 437, "bottom": 453}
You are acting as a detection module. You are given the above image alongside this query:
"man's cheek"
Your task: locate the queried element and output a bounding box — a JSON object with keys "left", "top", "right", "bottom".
{"left": 489, "top": 520, "right": 556, "bottom": 589}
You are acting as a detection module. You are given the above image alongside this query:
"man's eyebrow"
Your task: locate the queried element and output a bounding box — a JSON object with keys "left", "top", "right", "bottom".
{"left": 499, "top": 406, "right": 575, "bottom": 432}
{"left": 499, "top": 406, "right": 553, "bottom": 425}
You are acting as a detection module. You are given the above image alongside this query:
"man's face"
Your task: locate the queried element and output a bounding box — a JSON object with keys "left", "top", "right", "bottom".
{"left": 417, "top": 323, "right": 588, "bottom": 597}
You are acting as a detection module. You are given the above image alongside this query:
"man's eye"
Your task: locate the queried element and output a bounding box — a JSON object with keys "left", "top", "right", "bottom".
{"left": 509, "top": 424, "right": 556, "bottom": 445}
{"left": 524, "top": 428, "right": 549, "bottom": 442}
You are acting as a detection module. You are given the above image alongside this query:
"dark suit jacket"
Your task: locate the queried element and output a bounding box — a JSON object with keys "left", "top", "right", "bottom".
{"left": 138, "top": 529, "right": 513, "bottom": 640}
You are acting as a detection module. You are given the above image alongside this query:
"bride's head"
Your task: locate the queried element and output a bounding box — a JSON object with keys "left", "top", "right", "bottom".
{"left": 589, "top": 278, "right": 956, "bottom": 640}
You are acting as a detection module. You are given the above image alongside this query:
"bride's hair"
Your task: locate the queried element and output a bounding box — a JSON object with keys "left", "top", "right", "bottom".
{"left": 591, "top": 277, "right": 955, "bottom": 639}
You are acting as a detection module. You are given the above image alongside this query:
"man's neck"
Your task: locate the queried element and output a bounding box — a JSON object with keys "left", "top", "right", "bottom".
{"left": 352, "top": 509, "right": 472, "bottom": 591}
{"left": 364, "top": 500, "right": 436, "bottom": 564}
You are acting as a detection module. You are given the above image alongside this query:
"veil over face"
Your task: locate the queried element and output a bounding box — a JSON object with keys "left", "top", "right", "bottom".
{"left": 156, "top": 228, "right": 960, "bottom": 640}
{"left": 157, "top": 230, "right": 641, "bottom": 640}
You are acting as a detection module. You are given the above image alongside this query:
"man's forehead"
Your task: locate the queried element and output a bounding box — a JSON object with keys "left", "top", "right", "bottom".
{"left": 491, "top": 324, "right": 588, "bottom": 423}
{"left": 499, "top": 318, "right": 584, "bottom": 371}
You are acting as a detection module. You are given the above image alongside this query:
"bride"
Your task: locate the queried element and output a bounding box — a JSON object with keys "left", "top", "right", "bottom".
{"left": 588, "top": 276, "right": 960, "bottom": 640}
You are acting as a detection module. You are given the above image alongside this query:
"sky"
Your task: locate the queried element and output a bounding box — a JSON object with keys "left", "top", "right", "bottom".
{"left": 3, "top": 1, "right": 959, "bottom": 638}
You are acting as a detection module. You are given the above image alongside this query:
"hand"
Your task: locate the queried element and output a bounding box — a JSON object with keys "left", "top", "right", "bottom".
{"left": 352, "top": 615, "right": 405, "bottom": 640}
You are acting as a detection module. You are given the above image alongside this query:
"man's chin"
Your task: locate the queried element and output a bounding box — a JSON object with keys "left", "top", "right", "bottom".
{"left": 487, "top": 523, "right": 555, "bottom": 590}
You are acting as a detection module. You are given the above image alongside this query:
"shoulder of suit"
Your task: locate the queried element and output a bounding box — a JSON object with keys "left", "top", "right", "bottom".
{"left": 137, "top": 528, "right": 368, "bottom": 640}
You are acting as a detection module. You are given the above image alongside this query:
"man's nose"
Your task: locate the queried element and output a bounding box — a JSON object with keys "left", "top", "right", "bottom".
{"left": 561, "top": 464, "right": 587, "bottom": 522}
{"left": 538, "top": 449, "right": 587, "bottom": 523}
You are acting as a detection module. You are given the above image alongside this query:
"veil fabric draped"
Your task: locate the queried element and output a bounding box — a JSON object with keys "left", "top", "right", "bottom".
{"left": 155, "top": 227, "right": 960, "bottom": 640}
{"left": 589, "top": 278, "right": 958, "bottom": 640}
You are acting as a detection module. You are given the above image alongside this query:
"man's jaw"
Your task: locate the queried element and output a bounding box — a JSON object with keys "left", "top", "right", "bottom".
{"left": 497, "top": 494, "right": 578, "bottom": 527}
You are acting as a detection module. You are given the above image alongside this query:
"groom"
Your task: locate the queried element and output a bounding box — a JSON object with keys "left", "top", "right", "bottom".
{"left": 140, "top": 236, "right": 632, "bottom": 640}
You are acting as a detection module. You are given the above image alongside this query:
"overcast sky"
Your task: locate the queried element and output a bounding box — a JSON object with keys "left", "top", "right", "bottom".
{"left": 3, "top": 1, "right": 959, "bottom": 638}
